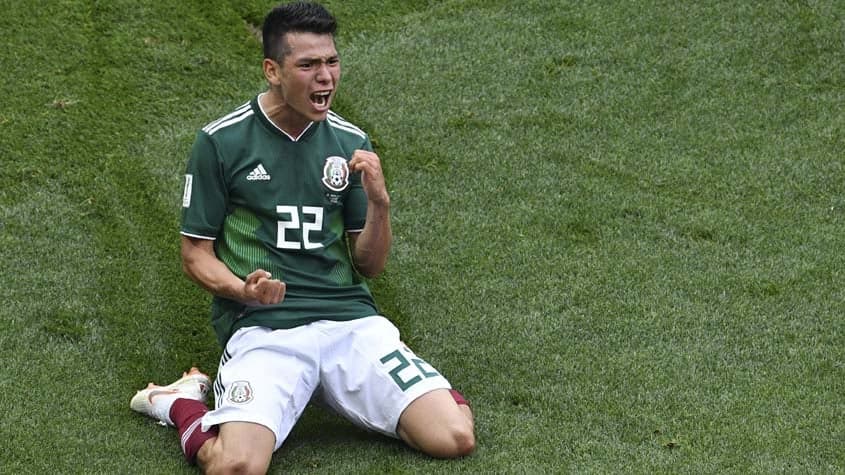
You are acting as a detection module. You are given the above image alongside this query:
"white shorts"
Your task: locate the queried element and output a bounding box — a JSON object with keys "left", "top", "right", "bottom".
{"left": 201, "top": 316, "right": 452, "bottom": 450}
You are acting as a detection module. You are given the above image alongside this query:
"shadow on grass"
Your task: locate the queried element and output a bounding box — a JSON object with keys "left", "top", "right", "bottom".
{"left": 271, "top": 404, "right": 419, "bottom": 471}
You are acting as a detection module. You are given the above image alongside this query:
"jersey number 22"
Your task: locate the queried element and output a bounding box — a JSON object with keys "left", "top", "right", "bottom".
{"left": 276, "top": 205, "right": 323, "bottom": 250}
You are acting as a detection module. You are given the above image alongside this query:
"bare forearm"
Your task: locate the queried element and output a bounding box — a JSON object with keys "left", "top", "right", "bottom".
{"left": 347, "top": 148, "right": 392, "bottom": 278}
{"left": 184, "top": 257, "right": 246, "bottom": 302}
{"left": 181, "top": 238, "right": 249, "bottom": 302}
{"left": 180, "top": 236, "right": 284, "bottom": 305}
{"left": 352, "top": 202, "right": 392, "bottom": 278}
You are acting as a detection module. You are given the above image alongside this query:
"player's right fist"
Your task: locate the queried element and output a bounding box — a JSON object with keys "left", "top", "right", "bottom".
{"left": 244, "top": 269, "right": 286, "bottom": 305}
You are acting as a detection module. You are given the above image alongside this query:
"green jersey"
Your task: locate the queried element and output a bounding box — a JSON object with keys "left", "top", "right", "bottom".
{"left": 181, "top": 95, "right": 378, "bottom": 346}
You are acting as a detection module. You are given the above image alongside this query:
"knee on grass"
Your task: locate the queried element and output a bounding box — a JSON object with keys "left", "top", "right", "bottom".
{"left": 418, "top": 419, "right": 476, "bottom": 459}
{"left": 200, "top": 442, "right": 272, "bottom": 475}
{"left": 203, "top": 453, "right": 269, "bottom": 475}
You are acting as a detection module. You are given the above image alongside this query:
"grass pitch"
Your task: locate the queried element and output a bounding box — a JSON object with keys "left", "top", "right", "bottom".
{"left": 0, "top": 0, "right": 843, "bottom": 473}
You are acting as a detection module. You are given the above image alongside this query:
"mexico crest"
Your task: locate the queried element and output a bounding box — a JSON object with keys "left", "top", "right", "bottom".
{"left": 228, "top": 381, "right": 254, "bottom": 404}
{"left": 322, "top": 156, "right": 350, "bottom": 192}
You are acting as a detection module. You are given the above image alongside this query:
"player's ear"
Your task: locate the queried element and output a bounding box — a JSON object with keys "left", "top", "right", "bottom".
{"left": 263, "top": 58, "right": 282, "bottom": 86}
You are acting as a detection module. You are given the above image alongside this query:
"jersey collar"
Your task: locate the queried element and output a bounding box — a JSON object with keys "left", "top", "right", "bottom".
{"left": 254, "top": 93, "right": 316, "bottom": 142}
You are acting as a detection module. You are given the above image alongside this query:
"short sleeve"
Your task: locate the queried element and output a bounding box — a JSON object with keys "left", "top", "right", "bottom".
{"left": 180, "top": 131, "right": 228, "bottom": 239}
{"left": 342, "top": 137, "right": 374, "bottom": 232}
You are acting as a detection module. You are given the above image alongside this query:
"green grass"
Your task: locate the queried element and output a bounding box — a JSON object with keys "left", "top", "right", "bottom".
{"left": 1, "top": 0, "right": 843, "bottom": 473}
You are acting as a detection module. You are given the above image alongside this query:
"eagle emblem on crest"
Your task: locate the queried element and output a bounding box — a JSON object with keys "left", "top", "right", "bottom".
{"left": 228, "top": 381, "right": 254, "bottom": 404}
{"left": 322, "top": 156, "right": 350, "bottom": 192}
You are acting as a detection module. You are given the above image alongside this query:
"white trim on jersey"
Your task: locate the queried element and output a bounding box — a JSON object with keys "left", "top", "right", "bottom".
{"left": 327, "top": 111, "right": 366, "bottom": 139}
{"left": 326, "top": 111, "right": 361, "bottom": 130}
{"left": 202, "top": 102, "right": 250, "bottom": 134}
{"left": 180, "top": 231, "right": 216, "bottom": 240}
{"left": 204, "top": 108, "right": 254, "bottom": 135}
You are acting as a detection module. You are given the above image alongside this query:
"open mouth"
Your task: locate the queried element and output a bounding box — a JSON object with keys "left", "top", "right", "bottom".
{"left": 311, "top": 91, "right": 331, "bottom": 108}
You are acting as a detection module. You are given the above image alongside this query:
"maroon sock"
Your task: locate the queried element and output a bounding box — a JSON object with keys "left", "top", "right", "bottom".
{"left": 449, "top": 389, "right": 470, "bottom": 406}
{"left": 170, "top": 398, "right": 218, "bottom": 464}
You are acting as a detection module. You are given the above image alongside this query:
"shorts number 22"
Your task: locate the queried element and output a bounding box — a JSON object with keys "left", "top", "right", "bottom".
{"left": 380, "top": 348, "right": 440, "bottom": 391}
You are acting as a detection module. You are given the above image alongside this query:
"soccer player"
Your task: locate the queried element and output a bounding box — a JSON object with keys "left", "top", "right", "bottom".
{"left": 129, "top": 2, "right": 475, "bottom": 472}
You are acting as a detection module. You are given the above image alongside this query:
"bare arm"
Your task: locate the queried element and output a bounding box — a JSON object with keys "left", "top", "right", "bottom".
{"left": 348, "top": 149, "right": 392, "bottom": 278}
{"left": 180, "top": 235, "right": 285, "bottom": 305}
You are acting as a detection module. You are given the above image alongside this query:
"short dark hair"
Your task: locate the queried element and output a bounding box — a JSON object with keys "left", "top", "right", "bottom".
{"left": 262, "top": 2, "right": 337, "bottom": 62}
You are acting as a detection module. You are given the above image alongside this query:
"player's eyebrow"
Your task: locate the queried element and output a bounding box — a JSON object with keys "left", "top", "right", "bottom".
{"left": 305, "top": 55, "right": 338, "bottom": 63}
{"left": 296, "top": 52, "right": 339, "bottom": 63}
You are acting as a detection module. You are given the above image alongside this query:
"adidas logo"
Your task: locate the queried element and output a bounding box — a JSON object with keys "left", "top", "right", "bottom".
{"left": 247, "top": 164, "right": 271, "bottom": 181}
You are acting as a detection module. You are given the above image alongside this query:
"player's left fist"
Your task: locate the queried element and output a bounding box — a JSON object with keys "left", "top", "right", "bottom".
{"left": 349, "top": 150, "right": 389, "bottom": 206}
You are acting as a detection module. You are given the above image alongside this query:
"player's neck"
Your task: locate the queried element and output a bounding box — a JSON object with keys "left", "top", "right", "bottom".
{"left": 258, "top": 91, "right": 312, "bottom": 140}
